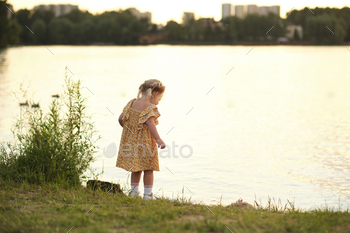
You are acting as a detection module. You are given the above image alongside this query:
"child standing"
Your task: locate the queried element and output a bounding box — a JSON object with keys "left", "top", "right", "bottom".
{"left": 116, "top": 79, "right": 166, "bottom": 200}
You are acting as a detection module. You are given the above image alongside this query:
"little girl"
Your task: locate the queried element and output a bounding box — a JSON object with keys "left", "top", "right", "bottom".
{"left": 116, "top": 79, "right": 166, "bottom": 200}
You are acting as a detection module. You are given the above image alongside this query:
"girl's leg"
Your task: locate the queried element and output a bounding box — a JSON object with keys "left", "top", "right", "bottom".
{"left": 143, "top": 170, "right": 153, "bottom": 186}
{"left": 143, "top": 170, "right": 154, "bottom": 196}
{"left": 131, "top": 171, "right": 142, "bottom": 183}
{"left": 130, "top": 171, "right": 142, "bottom": 194}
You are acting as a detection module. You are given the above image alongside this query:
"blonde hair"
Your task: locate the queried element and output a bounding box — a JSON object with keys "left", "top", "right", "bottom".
{"left": 137, "top": 79, "right": 165, "bottom": 100}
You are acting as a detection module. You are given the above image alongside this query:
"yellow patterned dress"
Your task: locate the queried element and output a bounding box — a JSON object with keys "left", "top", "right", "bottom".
{"left": 116, "top": 98, "right": 161, "bottom": 172}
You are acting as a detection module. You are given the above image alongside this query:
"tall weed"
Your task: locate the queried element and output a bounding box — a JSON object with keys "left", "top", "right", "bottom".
{"left": 0, "top": 67, "right": 101, "bottom": 187}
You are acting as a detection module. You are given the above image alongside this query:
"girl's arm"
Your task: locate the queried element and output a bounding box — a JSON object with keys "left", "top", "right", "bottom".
{"left": 146, "top": 117, "right": 166, "bottom": 149}
{"left": 118, "top": 113, "right": 124, "bottom": 127}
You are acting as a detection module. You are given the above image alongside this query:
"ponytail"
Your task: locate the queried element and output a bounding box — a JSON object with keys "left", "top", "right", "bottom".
{"left": 137, "top": 79, "right": 165, "bottom": 100}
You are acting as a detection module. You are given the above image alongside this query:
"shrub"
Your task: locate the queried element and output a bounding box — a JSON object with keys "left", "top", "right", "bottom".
{"left": 0, "top": 67, "right": 101, "bottom": 187}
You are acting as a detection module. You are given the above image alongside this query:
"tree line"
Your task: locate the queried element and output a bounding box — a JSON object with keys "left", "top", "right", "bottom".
{"left": 1, "top": 0, "right": 350, "bottom": 47}
{"left": 164, "top": 7, "right": 350, "bottom": 44}
{"left": 1, "top": 1, "right": 150, "bottom": 46}
{"left": 164, "top": 13, "right": 286, "bottom": 43}
{"left": 286, "top": 7, "right": 350, "bottom": 44}
{"left": 0, "top": 0, "right": 21, "bottom": 47}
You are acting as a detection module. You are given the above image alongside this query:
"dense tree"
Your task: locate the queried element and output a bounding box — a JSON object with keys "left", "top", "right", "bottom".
{"left": 76, "top": 19, "right": 95, "bottom": 44}
{"left": 4, "top": 18, "right": 22, "bottom": 45}
{"left": 7, "top": 7, "right": 150, "bottom": 45}
{"left": 221, "top": 16, "right": 240, "bottom": 43}
{"left": 0, "top": 0, "right": 10, "bottom": 48}
{"left": 338, "top": 7, "right": 350, "bottom": 42}
{"left": 305, "top": 14, "right": 347, "bottom": 44}
{"left": 49, "top": 18, "right": 74, "bottom": 44}
{"left": 183, "top": 18, "right": 196, "bottom": 40}
{"left": 203, "top": 24, "right": 213, "bottom": 41}
{"left": 31, "top": 9, "right": 55, "bottom": 25}
{"left": 63, "top": 9, "right": 93, "bottom": 24}
{"left": 265, "top": 13, "right": 287, "bottom": 40}
{"left": 287, "top": 7, "right": 310, "bottom": 29}
{"left": 149, "top": 24, "right": 158, "bottom": 33}
{"left": 93, "top": 10, "right": 148, "bottom": 44}
{"left": 0, "top": 0, "right": 21, "bottom": 47}
{"left": 30, "top": 19, "right": 47, "bottom": 44}
{"left": 15, "top": 9, "right": 33, "bottom": 44}
{"left": 287, "top": 7, "right": 350, "bottom": 44}
{"left": 193, "top": 20, "right": 205, "bottom": 41}
{"left": 241, "top": 14, "right": 266, "bottom": 41}
{"left": 164, "top": 20, "right": 185, "bottom": 41}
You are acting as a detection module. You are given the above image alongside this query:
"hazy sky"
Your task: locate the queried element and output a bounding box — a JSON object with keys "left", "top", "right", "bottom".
{"left": 8, "top": 0, "right": 350, "bottom": 25}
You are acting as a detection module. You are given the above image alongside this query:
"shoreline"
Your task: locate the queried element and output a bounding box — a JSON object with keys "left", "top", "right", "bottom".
{"left": 142, "top": 41, "right": 317, "bottom": 46}
{"left": 1, "top": 179, "right": 349, "bottom": 232}
{"left": 5, "top": 41, "right": 350, "bottom": 47}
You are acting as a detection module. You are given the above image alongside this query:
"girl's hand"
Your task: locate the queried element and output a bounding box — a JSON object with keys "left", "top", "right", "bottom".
{"left": 156, "top": 138, "right": 166, "bottom": 149}
{"left": 118, "top": 112, "right": 124, "bottom": 127}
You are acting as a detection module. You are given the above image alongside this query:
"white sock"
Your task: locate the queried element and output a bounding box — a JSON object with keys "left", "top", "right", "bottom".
{"left": 131, "top": 183, "right": 139, "bottom": 193}
{"left": 144, "top": 185, "right": 153, "bottom": 195}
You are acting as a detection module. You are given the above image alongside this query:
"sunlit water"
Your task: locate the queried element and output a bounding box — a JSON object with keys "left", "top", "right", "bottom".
{"left": 0, "top": 45, "right": 349, "bottom": 210}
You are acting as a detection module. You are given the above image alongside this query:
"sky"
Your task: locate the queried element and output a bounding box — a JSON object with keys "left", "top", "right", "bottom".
{"left": 8, "top": 0, "right": 350, "bottom": 25}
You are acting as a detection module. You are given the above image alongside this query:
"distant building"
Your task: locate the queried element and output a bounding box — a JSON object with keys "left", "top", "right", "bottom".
{"left": 221, "top": 3, "right": 234, "bottom": 19}
{"left": 258, "top": 6, "right": 270, "bottom": 16}
{"left": 182, "top": 12, "right": 195, "bottom": 26}
{"left": 48, "top": 4, "right": 59, "bottom": 16}
{"left": 6, "top": 4, "right": 14, "bottom": 19}
{"left": 222, "top": 3, "right": 281, "bottom": 18}
{"left": 258, "top": 5, "right": 280, "bottom": 16}
{"left": 33, "top": 4, "right": 78, "bottom": 17}
{"left": 247, "top": 4, "right": 258, "bottom": 15}
{"left": 143, "top": 12, "right": 152, "bottom": 24}
{"left": 269, "top": 5, "right": 281, "bottom": 16}
{"left": 33, "top": 4, "right": 46, "bottom": 11}
{"left": 286, "top": 24, "right": 303, "bottom": 40}
{"left": 198, "top": 18, "right": 221, "bottom": 31}
{"left": 157, "top": 24, "right": 164, "bottom": 30}
{"left": 60, "top": 4, "right": 78, "bottom": 15}
{"left": 127, "top": 7, "right": 152, "bottom": 24}
{"left": 234, "top": 5, "right": 245, "bottom": 18}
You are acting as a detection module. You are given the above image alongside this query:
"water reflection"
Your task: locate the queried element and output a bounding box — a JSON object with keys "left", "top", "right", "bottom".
{"left": 0, "top": 48, "right": 11, "bottom": 141}
{"left": 0, "top": 49, "right": 7, "bottom": 67}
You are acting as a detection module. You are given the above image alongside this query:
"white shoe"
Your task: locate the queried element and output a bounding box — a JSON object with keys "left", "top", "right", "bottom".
{"left": 129, "top": 190, "right": 141, "bottom": 198}
{"left": 143, "top": 192, "right": 157, "bottom": 200}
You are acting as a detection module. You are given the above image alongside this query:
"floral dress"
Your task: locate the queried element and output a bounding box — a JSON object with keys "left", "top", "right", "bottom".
{"left": 116, "top": 98, "right": 161, "bottom": 172}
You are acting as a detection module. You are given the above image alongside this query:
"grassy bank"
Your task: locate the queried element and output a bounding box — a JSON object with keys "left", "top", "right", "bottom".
{"left": 1, "top": 179, "right": 349, "bottom": 233}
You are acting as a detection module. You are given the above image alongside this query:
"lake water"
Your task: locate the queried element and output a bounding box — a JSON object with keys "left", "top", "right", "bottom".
{"left": 0, "top": 45, "right": 349, "bottom": 210}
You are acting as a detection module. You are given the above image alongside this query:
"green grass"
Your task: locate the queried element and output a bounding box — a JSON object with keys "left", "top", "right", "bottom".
{"left": 1, "top": 178, "right": 349, "bottom": 233}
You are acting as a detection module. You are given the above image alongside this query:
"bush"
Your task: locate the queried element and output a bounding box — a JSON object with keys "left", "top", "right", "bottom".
{"left": 0, "top": 67, "right": 101, "bottom": 187}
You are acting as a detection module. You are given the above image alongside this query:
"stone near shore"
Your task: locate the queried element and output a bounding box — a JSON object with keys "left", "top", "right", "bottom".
{"left": 87, "top": 180, "right": 124, "bottom": 195}
{"left": 227, "top": 198, "right": 255, "bottom": 210}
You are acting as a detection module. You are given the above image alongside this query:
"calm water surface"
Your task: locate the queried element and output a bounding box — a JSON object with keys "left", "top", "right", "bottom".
{"left": 0, "top": 45, "right": 349, "bottom": 210}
